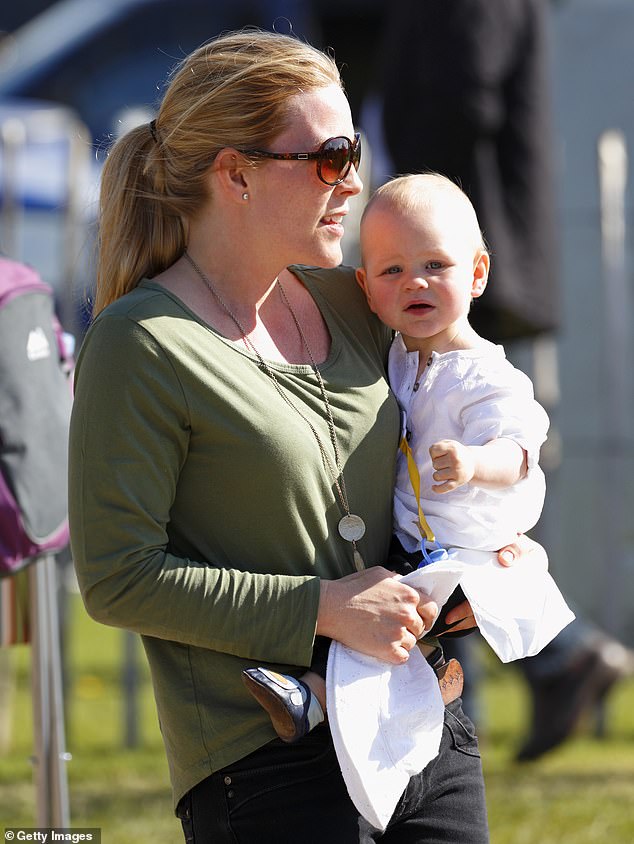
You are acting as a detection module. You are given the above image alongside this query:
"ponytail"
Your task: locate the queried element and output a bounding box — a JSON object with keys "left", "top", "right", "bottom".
{"left": 94, "top": 124, "right": 193, "bottom": 316}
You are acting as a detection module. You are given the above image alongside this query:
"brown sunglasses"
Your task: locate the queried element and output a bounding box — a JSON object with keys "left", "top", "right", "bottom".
{"left": 242, "top": 133, "right": 361, "bottom": 186}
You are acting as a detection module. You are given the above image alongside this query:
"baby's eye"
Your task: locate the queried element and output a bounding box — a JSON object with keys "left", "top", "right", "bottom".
{"left": 426, "top": 261, "right": 443, "bottom": 270}
{"left": 383, "top": 265, "right": 402, "bottom": 275}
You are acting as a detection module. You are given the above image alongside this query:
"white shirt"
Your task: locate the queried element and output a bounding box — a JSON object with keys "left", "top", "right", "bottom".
{"left": 327, "top": 336, "right": 574, "bottom": 830}
{"left": 389, "top": 334, "right": 549, "bottom": 553}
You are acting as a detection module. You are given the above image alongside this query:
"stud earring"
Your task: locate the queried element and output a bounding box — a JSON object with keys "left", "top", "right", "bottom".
{"left": 242, "top": 192, "right": 249, "bottom": 201}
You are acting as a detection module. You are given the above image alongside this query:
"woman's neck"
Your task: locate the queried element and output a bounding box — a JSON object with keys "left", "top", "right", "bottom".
{"left": 157, "top": 257, "right": 332, "bottom": 366}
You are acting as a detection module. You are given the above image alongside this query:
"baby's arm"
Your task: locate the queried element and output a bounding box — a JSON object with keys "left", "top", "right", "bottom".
{"left": 429, "top": 438, "right": 527, "bottom": 494}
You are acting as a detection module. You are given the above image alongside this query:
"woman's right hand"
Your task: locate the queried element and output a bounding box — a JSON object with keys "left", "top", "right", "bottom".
{"left": 316, "top": 567, "right": 438, "bottom": 665}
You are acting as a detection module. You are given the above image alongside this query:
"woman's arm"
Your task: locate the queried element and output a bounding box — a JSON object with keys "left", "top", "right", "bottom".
{"left": 69, "top": 315, "right": 322, "bottom": 667}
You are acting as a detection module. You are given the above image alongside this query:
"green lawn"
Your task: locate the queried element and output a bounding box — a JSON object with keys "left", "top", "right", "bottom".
{"left": 1, "top": 595, "right": 633, "bottom": 843}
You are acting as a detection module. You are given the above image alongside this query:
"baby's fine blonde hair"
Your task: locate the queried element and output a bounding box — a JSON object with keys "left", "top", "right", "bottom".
{"left": 95, "top": 30, "right": 342, "bottom": 315}
{"left": 362, "top": 173, "right": 488, "bottom": 253}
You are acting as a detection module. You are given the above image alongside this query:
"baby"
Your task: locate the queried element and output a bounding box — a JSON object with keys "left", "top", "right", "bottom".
{"left": 243, "top": 173, "right": 571, "bottom": 745}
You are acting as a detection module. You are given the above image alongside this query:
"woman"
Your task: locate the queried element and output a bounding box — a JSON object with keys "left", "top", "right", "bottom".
{"left": 70, "top": 29, "right": 527, "bottom": 842}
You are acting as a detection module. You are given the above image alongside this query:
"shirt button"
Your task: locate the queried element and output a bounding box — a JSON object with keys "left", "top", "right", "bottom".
{"left": 224, "top": 776, "right": 232, "bottom": 785}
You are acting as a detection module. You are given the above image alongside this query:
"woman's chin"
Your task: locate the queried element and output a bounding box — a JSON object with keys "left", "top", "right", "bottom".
{"left": 313, "top": 240, "right": 344, "bottom": 269}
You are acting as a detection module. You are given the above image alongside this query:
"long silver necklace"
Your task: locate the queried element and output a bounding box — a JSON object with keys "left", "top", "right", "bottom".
{"left": 184, "top": 251, "right": 366, "bottom": 571}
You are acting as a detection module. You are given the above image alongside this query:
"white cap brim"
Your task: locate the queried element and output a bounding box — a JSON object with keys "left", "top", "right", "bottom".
{"left": 326, "top": 642, "right": 444, "bottom": 830}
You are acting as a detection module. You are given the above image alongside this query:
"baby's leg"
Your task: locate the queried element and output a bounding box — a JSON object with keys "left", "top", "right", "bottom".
{"left": 300, "top": 669, "right": 327, "bottom": 712}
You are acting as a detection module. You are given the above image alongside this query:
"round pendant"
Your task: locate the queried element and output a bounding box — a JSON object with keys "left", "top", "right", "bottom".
{"left": 338, "top": 514, "right": 366, "bottom": 543}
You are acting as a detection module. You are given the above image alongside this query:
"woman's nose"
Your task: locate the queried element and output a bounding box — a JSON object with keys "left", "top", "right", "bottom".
{"left": 339, "top": 161, "right": 363, "bottom": 197}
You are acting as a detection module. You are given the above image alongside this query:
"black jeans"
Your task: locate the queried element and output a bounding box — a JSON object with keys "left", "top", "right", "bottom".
{"left": 176, "top": 698, "right": 488, "bottom": 843}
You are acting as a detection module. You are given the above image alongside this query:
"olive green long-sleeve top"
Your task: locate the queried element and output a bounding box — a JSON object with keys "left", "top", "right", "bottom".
{"left": 69, "top": 264, "right": 400, "bottom": 808}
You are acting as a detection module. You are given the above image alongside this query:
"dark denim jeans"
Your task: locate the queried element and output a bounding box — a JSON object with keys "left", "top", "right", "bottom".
{"left": 176, "top": 698, "right": 489, "bottom": 843}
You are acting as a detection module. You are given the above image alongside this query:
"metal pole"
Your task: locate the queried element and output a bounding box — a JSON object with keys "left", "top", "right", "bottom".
{"left": 43, "top": 554, "right": 71, "bottom": 826}
{"left": 123, "top": 630, "right": 140, "bottom": 748}
{"left": 28, "top": 555, "right": 71, "bottom": 826}
{"left": 597, "top": 130, "right": 630, "bottom": 638}
{"left": 61, "top": 116, "right": 91, "bottom": 337}
{"left": 29, "top": 557, "right": 51, "bottom": 826}
{"left": 0, "top": 116, "right": 26, "bottom": 257}
{"left": 595, "top": 130, "right": 631, "bottom": 737}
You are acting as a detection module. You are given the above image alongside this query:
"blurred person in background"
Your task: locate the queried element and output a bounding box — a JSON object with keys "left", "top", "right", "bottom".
{"left": 379, "top": 0, "right": 634, "bottom": 761}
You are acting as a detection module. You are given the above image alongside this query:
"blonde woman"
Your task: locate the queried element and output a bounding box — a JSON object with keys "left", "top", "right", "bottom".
{"left": 70, "top": 30, "right": 530, "bottom": 842}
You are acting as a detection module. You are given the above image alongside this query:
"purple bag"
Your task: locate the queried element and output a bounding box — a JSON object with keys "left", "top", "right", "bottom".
{"left": 0, "top": 257, "right": 73, "bottom": 575}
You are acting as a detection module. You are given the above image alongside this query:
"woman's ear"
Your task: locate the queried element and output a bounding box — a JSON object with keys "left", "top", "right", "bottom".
{"left": 471, "top": 251, "right": 490, "bottom": 299}
{"left": 212, "top": 147, "right": 251, "bottom": 203}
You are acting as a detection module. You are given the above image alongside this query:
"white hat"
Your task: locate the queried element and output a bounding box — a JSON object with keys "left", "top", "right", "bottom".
{"left": 326, "top": 641, "right": 445, "bottom": 831}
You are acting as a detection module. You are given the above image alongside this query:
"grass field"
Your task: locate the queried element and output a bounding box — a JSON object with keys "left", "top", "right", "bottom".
{"left": 1, "top": 594, "right": 633, "bottom": 843}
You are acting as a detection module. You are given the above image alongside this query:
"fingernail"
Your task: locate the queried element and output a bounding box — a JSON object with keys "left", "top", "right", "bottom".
{"left": 501, "top": 550, "right": 514, "bottom": 564}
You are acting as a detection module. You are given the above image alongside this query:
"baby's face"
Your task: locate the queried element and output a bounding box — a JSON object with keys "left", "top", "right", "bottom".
{"left": 356, "top": 199, "right": 487, "bottom": 345}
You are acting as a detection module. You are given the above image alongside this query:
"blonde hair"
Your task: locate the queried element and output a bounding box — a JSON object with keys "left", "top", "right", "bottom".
{"left": 94, "top": 29, "right": 342, "bottom": 315}
{"left": 362, "top": 173, "right": 488, "bottom": 253}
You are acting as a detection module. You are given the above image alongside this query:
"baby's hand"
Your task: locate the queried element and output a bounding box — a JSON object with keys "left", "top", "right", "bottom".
{"left": 429, "top": 439, "right": 475, "bottom": 493}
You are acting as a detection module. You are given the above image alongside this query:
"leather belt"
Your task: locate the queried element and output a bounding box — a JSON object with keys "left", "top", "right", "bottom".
{"left": 435, "top": 658, "right": 464, "bottom": 705}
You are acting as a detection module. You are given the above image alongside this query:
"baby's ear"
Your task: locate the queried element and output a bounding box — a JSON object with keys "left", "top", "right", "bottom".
{"left": 356, "top": 267, "right": 377, "bottom": 312}
{"left": 355, "top": 267, "right": 369, "bottom": 295}
{"left": 471, "top": 252, "right": 490, "bottom": 299}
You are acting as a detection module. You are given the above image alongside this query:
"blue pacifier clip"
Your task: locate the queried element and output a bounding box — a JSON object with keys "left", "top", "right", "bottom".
{"left": 418, "top": 539, "right": 449, "bottom": 568}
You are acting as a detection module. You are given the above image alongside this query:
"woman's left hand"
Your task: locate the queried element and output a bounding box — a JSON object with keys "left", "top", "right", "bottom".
{"left": 442, "top": 533, "right": 539, "bottom": 633}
